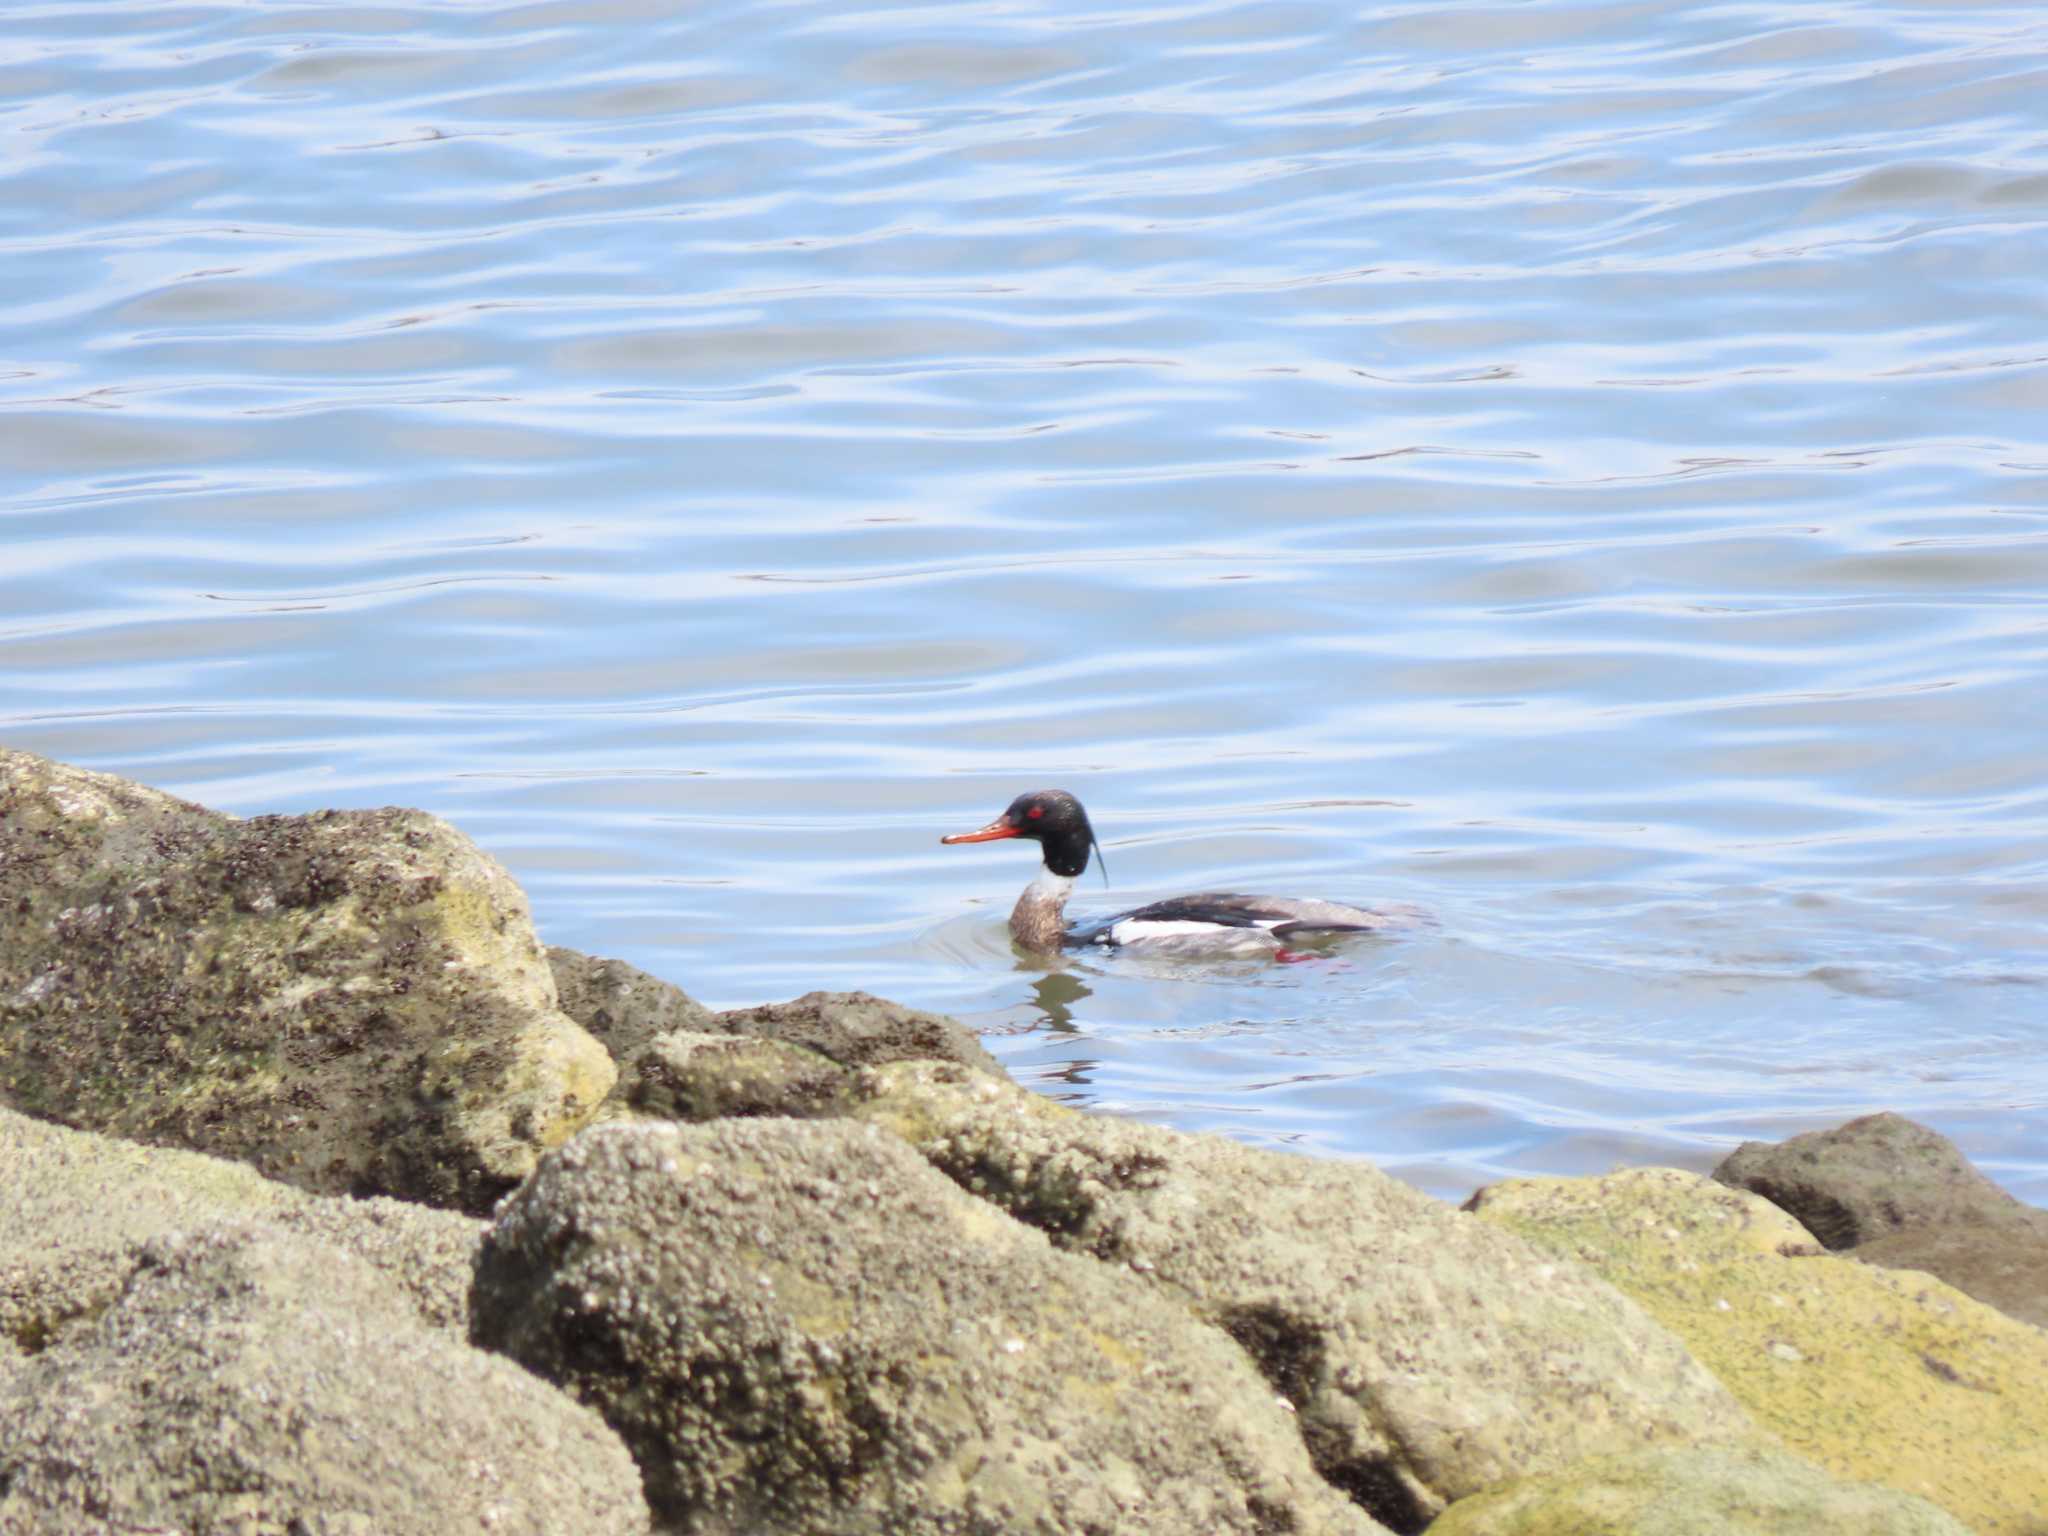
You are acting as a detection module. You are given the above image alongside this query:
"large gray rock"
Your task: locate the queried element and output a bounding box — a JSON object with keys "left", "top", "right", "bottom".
{"left": 0, "top": 749, "right": 615, "bottom": 1213}
{"left": 471, "top": 1117, "right": 1390, "bottom": 1536}
{"left": 714, "top": 989, "right": 1002, "bottom": 1075}
{"left": 1713, "top": 1112, "right": 2048, "bottom": 1328}
{"left": 547, "top": 944, "right": 715, "bottom": 1063}
{"left": 854, "top": 1062, "right": 1756, "bottom": 1532}
{"left": 0, "top": 1102, "right": 482, "bottom": 1351}
{"left": 0, "top": 1224, "right": 650, "bottom": 1535}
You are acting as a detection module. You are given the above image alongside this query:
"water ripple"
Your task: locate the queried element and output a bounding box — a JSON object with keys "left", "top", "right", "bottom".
{"left": 3, "top": 0, "right": 2046, "bottom": 1203}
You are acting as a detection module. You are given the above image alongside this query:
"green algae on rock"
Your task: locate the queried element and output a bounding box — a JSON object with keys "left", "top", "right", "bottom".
{"left": 0, "top": 749, "right": 613, "bottom": 1213}
{"left": 471, "top": 1116, "right": 1391, "bottom": 1536}
{"left": 1425, "top": 1445, "right": 1974, "bottom": 1536}
{"left": 1715, "top": 1111, "right": 2048, "bottom": 1329}
{"left": 848, "top": 1059, "right": 1756, "bottom": 1533}
{"left": 1466, "top": 1165, "right": 2048, "bottom": 1536}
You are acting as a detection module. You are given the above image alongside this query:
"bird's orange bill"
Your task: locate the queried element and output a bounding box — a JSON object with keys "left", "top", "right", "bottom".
{"left": 940, "top": 818, "right": 1018, "bottom": 844}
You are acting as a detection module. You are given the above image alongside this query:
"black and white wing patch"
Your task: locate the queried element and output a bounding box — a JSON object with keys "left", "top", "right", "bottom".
{"left": 1088, "top": 892, "right": 1392, "bottom": 948}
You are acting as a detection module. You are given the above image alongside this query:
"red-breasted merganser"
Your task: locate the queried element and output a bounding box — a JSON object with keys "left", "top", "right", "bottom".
{"left": 942, "top": 788, "right": 1402, "bottom": 958}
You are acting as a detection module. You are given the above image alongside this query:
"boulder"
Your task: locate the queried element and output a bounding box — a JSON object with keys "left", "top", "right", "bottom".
{"left": 547, "top": 944, "right": 715, "bottom": 1062}
{"left": 1427, "top": 1445, "right": 1973, "bottom": 1536}
{"left": 0, "top": 1224, "right": 650, "bottom": 1535}
{"left": 1713, "top": 1112, "right": 2041, "bottom": 1246}
{"left": 1467, "top": 1166, "right": 2048, "bottom": 1536}
{"left": 714, "top": 988, "right": 1002, "bottom": 1075}
{"left": 621, "top": 1028, "right": 855, "bottom": 1121}
{"left": 0, "top": 749, "right": 614, "bottom": 1212}
{"left": 0, "top": 1102, "right": 481, "bottom": 1351}
{"left": 1853, "top": 1221, "right": 2048, "bottom": 1331}
{"left": 850, "top": 1061, "right": 1754, "bottom": 1533}
{"left": 1714, "top": 1112, "right": 2048, "bottom": 1328}
{"left": 470, "top": 1117, "right": 1389, "bottom": 1536}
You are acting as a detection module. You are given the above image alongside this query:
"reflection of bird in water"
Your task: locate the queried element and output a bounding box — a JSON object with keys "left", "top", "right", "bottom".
{"left": 1028, "top": 969, "right": 1092, "bottom": 1032}
{"left": 943, "top": 788, "right": 1411, "bottom": 960}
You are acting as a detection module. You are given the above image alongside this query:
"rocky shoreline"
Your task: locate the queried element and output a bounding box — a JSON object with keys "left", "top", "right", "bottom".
{"left": 1, "top": 747, "right": 2040, "bottom": 1534}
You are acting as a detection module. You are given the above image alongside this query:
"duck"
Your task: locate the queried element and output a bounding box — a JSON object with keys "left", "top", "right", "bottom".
{"left": 941, "top": 788, "right": 1402, "bottom": 958}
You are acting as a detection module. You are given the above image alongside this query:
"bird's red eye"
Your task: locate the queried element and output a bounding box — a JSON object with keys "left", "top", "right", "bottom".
{"left": 1027, "top": 805, "right": 1044, "bottom": 819}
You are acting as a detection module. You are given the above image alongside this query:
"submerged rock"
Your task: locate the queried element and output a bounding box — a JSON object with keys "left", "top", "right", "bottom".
{"left": 1427, "top": 1445, "right": 1972, "bottom": 1536}
{"left": 1467, "top": 1165, "right": 2048, "bottom": 1536}
{"left": 0, "top": 749, "right": 614, "bottom": 1213}
{"left": 1714, "top": 1111, "right": 2048, "bottom": 1328}
{"left": 849, "top": 1061, "right": 1754, "bottom": 1533}
{"left": 471, "top": 1117, "right": 1388, "bottom": 1536}
{"left": 0, "top": 1224, "right": 650, "bottom": 1535}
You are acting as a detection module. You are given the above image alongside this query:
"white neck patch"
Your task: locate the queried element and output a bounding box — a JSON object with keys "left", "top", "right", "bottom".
{"left": 1027, "top": 866, "right": 1078, "bottom": 902}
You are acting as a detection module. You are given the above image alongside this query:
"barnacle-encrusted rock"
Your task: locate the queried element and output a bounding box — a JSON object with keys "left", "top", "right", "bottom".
{"left": 0, "top": 749, "right": 614, "bottom": 1212}
{"left": 547, "top": 943, "right": 715, "bottom": 1062}
{"left": 713, "top": 988, "right": 1003, "bottom": 1074}
{"left": 0, "top": 1224, "right": 648, "bottom": 1535}
{"left": 620, "top": 1028, "right": 855, "bottom": 1121}
{"left": 0, "top": 1101, "right": 482, "bottom": 1351}
{"left": 471, "top": 1117, "right": 1390, "bottom": 1536}
{"left": 849, "top": 1060, "right": 1756, "bottom": 1532}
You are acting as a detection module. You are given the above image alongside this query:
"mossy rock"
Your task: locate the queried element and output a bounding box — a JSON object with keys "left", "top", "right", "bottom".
{"left": 1468, "top": 1167, "right": 2048, "bottom": 1536}
{"left": 0, "top": 750, "right": 612, "bottom": 1212}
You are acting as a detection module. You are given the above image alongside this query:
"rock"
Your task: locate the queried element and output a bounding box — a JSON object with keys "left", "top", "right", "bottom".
{"left": 548, "top": 944, "right": 715, "bottom": 1062}
{"left": 1854, "top": 1221, "right": 2048, "bottom": 1331}
{"left": 850, "top": 1061, "right": 1753, "bottom": 1533}
{"left": 0, "top": 1103, "right": 482, "bottom": 1351}
{"left": 1713, "top": 1112, "right": 2048, "bottom": 1328}
{"left": 622, "top": 1029, "right": 854, "bottom": 1121}
{"left": 0, "top": 749, "right": 614, "bottom": 1213}
{"left": 1467, "top": 1166, "right": 2048, "bottom": 1536}
{"left": 714, "top": 988, "right": 1002, "bottom": 1075}
{"left": 1426, "top": 1445, "right": 1973, "bottom": 1536}
{"left": 1713, "top": 1112, "right": 2044, "bottom": 1248}
{"left": 470, "top": 1117, "right": 1389, "bottom": 1536}
{"left": 0, "top": 1224, "right": 650, "bottom": 1535}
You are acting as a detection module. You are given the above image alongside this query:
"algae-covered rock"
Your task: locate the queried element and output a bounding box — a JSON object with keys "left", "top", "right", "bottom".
{"left": 548, "top": 944, "right": 715, "bottom": 1063}
{"left": 1467, "top": 1166, "right": 2048, "bottom": 1536}
{"left": 715, "top": 988, "right": 1002, "bottom": 1074}
{"left": 0, "top": 1224, "right": 650, "bottom": 1535}
{"left": 0, "top": 1102, "right": 481, "bottom": 1350}
{"left": 622, "top": 1028, "right": 855, "bottom": 1121}
{"left": 1714, "top": 1112, "right": 2048, "bottom": 1328}
{"left": 471, "top": 1117, "right": 1389, "bottom": 1536}
{"left": 0, "top": 749, "right": 614, "bottom": 1212}
{"left": 849, "top": 1061, "right": 1753, "bottom": 1532}
{"left": 1426, "top": 1445, "right": 1973, "bottom": 1536}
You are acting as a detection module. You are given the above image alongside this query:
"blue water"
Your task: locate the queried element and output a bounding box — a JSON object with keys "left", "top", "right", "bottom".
{"left": 4, "top": 0, "right": 2046, "bottom": 1204}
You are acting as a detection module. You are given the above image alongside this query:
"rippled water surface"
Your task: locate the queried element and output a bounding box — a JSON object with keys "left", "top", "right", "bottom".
{"left": 6, "top": 0, "right": 2046, "bottom": 1203}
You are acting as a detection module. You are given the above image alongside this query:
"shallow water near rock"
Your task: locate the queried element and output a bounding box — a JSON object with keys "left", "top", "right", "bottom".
{"left": 3, "top": 0, "right": 2044, "bottom": 1205}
